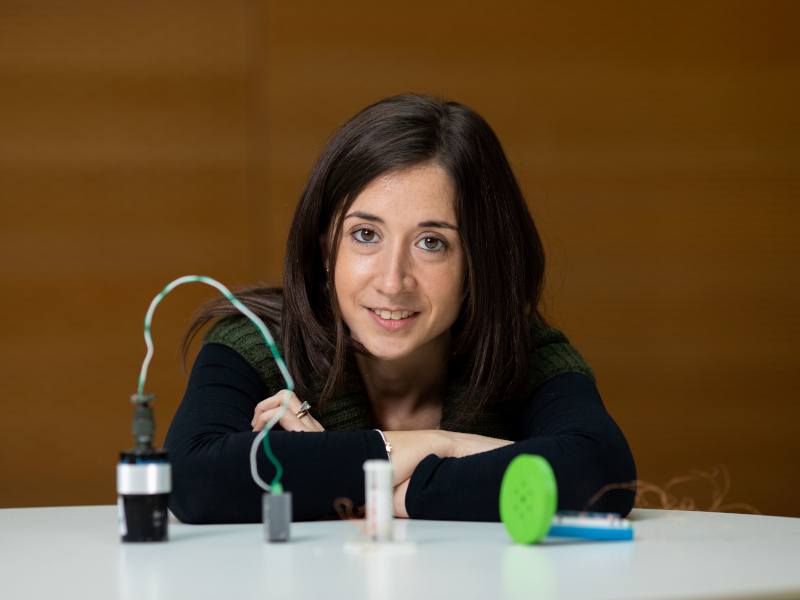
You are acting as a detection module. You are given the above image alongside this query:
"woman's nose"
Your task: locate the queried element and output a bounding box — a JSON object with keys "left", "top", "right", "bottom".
{"left": 376, "top": 246, "right": 415, "bottom": 295}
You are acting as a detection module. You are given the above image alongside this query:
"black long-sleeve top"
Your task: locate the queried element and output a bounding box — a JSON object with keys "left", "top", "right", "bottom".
{"left": 165, "top": 341, "right": 636, "bottom": 524}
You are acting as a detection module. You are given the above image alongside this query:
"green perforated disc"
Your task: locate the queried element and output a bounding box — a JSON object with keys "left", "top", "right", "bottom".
{"left": 499, "top": 454, "right": 557, "bottom": 544}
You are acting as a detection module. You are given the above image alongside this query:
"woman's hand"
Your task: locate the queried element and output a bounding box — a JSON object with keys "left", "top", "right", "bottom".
{"left": 441, "top": 431, "right": 514, "bottom": 459}
{"left": 393, "top": 478, "right": 410, "bottom": 518}
{"left": 382, "top": 429, "right": 514, "bottom": 487}
{"left": 388, "top": 432, "right": 511, "bottom": 519}
{"left": 251, "top": 389, "right": 325, "bottom": 433}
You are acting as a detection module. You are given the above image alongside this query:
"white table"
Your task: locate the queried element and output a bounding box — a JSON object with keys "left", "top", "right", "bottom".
{"left": 1, "top": 506, "right": 798, "bottom": 599}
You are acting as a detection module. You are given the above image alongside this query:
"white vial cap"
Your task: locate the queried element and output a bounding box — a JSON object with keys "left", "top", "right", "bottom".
{"left": 364, "top": 459, "right": 393, "bottom": 476}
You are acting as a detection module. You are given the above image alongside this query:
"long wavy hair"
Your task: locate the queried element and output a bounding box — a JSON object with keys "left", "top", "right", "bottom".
{"left": 183, "top": 93, "right": 546, "bottom": 427}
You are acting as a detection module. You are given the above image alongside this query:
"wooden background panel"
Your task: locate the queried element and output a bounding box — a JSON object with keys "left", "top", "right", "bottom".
{"left": 263, "top": 0, "right": 799, "bottom": 516}
{"left": 0, "top": 1, "right": 257, "bottom": 507}
{"left": 1, "top": 1, "right": 798, "bottom": 516}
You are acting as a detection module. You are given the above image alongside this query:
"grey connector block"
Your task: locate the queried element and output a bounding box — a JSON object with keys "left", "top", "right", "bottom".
{"left": 130, "top": 393, "right": 155, "bottom": 450}
{"left": 263, "top": 492, "right": 292, "bottom": 542}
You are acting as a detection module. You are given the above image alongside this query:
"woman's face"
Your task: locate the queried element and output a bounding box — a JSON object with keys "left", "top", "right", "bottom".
{"left": 333, "top": 162, "right": 465, "bottom": 361}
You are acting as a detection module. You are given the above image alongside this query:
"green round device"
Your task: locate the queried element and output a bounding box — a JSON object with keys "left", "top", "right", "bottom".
{"left": 499, "top": 454, "right": 557, "bottom": 544}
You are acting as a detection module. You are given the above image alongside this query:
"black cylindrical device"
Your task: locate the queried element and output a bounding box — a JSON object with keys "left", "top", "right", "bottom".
{"left": 117, "top": 449, "right": 171, "bottom": 542}
{"left": 117, "top": 392, "right": 171, "bottom": 542}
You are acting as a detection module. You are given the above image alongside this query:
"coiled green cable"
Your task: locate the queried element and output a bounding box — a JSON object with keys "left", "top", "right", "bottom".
{"left": 138, "top": 275, "right": 293, "bottom": 491}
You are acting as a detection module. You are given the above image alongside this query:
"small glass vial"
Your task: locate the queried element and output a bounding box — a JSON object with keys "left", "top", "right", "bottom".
{"left": 363, "top": 459, "right": 393, "bottom": 541}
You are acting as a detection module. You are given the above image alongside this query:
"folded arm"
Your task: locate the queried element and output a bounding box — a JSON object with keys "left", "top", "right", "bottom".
{"left": 166, "top": 343, "right": 458, "bottom": 523}
{"left": 404, "top": 372, "right": 637, "bottom": 521}
{"left": 165, "top": 343, "right": 392, "bottom": 523}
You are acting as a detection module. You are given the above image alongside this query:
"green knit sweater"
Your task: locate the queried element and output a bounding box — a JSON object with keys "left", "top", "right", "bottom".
{"left": 204, "top": 314, "right": 593, "bottom": 439}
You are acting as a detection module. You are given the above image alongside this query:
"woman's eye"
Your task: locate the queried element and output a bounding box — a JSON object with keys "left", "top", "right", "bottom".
{"left": 416, "top": 236, "right": 446, "bottom": 252}
{"left": 352, "top": 228, "right": 378, "bottom": 243}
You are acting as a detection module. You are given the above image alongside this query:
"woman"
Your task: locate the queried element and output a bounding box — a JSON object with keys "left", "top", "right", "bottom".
{"left": 166, "top": 93, "right": 636, "bottom": 524}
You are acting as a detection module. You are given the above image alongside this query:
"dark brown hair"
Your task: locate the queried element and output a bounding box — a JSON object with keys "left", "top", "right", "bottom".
{"left": 183, "top": 93, "right": 546, "bottom": 427}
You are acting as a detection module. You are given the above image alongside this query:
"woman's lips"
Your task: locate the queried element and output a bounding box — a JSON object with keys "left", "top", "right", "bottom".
{"left": 366, "top": 307, "right": 419, "bottom": 331}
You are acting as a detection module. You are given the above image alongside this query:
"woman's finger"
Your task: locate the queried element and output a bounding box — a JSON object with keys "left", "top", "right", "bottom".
{"left": 254, "top": 406, "right": 298, "bottom": 432}
{"left": 445, "top": 431, "right": 513, "bottom": 458}
{"left": 297, "top": 411, "right": 325, "bottom": 432}
{"left": 253, "top": 403, "right": 324, "bottom": 433}
{"left": 253, "top": 407, "right": 288, "bottom": 431}
{"left": 251, "top": 390, "right": 298, "bottom": 427}
{"left": 252, "top": 390, "right": 297, "bottom": 420}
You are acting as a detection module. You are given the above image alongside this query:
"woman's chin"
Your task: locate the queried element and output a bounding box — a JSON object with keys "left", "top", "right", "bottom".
{"left": 359, "top": 339, "right": 416, "bottom": 362}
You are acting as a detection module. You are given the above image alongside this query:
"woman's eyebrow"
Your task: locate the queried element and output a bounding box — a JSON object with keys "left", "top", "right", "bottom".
{"left": 344, "top": 211, "right": 458, "bottom": 230}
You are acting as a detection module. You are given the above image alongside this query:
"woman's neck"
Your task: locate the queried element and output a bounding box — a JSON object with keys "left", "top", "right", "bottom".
{"left": 355, "top": 331, "right": 450, "bottom": 429}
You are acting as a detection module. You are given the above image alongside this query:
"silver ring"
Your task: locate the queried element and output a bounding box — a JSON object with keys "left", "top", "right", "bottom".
{"left": 295, "top": 401, "right": 311, "bottom": 419}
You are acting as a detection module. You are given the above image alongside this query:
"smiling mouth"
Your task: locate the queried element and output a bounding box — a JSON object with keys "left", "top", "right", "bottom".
{"left": 367, "top": 307, "right": 419, "bottom": 321}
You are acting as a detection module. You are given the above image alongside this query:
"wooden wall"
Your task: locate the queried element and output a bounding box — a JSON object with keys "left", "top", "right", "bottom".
{"left": 1, "top": 1, "right": 798, "bottom": 516}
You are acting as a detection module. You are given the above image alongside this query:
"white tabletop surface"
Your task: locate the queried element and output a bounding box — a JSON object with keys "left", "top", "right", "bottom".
{"left": 1, "top": 505, "right": 799, "bottom": 600}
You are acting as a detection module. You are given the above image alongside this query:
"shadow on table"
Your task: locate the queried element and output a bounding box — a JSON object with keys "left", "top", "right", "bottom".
{"left": 627, "top": 509, "right": 667, "bottom": 522}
